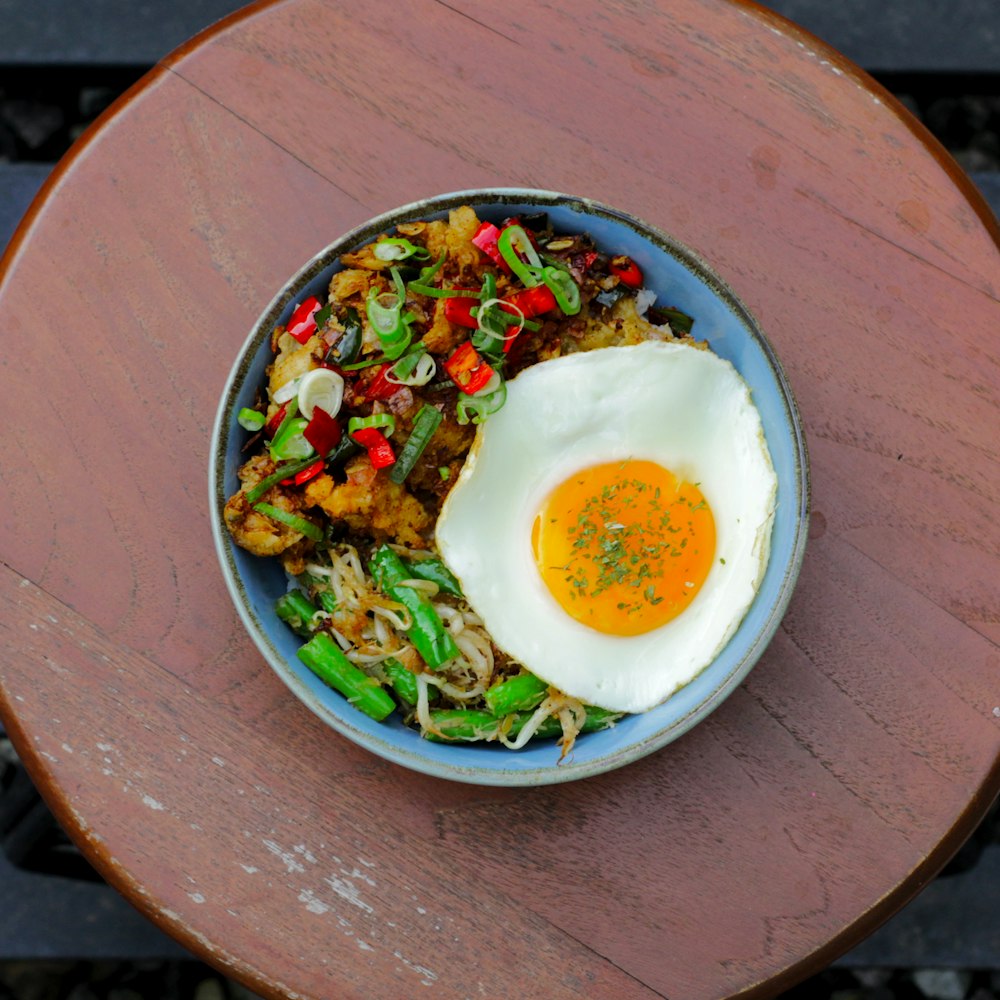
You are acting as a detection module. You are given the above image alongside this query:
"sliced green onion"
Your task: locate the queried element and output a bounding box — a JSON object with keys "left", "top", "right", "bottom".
{"left": 237, "top": 407, "right": 266, "bottom": 431}
{"left": 373, "top": 237, "right": 430, "bottom": 262}
{"left": 366, "top": 268, "right": 413, "bottom": 360}
{"left": 388, "top": 404, "right": 443, "bottom": 484}
{"left": 473, "top": 297, "right": 521, "bottom": 357}
{"left": 540, "top": 265, "right": 581, "bottom": 315}
{"left": 348, "top": 413, "right": 396, "bottom": 437}
{"left": 416, "top": 250, "right": 446, "bottom": 284}
{"left": 252, "top": 502, "right": 324, "bottom": 541}
{"left": 407, "top": 282, "right": 480, "bottom": 299}
{"left": 456, "top": 381, "right": 507, "bottom": 425}
{"left": 497, "top": 225, "right": 543, "bottom": 287}
{"left": 386, "top": 346, "right": 437, "bottom": 387}
{"left": 338, "top": 354, "right": 393, "bottom": 372}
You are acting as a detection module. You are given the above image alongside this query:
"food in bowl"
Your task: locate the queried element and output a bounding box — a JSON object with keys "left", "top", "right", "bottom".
{"left": 222, "top": 205, "right": 776, "bottom": 758}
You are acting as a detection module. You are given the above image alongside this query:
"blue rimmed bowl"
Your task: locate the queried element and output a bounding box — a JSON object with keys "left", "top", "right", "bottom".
{"left": 209, "top": 188, "right": 809, "bottom": 786}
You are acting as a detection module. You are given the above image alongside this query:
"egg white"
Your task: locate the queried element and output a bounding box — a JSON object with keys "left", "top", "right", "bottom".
{"left": 435, "top": 340, "right": 777, "bottom": 715}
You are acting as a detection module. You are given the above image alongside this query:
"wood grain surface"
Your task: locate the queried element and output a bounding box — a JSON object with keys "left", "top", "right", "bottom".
{"left": 1, "top": 1, "right": 998, "bottom": 997}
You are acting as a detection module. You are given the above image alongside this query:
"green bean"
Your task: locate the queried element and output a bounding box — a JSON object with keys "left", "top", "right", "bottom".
{"left": 315, "top": 590, "right": 337, "bottom": 614}
{"left": 484, "top": 672, "right": 548, "bottom": 716}
{"left": 401, "top": 556, "right": 463, "bottom": 599}
{"left": 382, "top": 657, "right": 419, "bottom": 705}
{"left": 297, "top": 633, "right": 395, "bottom": 722}
{"left": 369, "top": 545, "right": 459, "bottom": 669}
{"left": 275, "top": 590, "right": 320, "bottom": 637}
{"left": 425, "top": 709, "right": 500, "bottom": 742}
{"left": 425, "top": 705, "right": 623, "bottom": 743}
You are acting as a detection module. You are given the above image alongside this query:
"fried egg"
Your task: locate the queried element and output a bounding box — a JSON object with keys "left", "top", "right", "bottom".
{"left": 435, "top": 340, "right": 777, "bottom": 714}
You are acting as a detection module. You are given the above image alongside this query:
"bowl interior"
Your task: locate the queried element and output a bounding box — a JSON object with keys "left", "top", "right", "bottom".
{"left": 210, "top": 189, "right": 809, "bottom": 786}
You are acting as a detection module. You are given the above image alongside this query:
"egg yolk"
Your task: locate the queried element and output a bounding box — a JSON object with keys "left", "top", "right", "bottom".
{"left": 531, "top": 459, "right": 716, "bottom": 636}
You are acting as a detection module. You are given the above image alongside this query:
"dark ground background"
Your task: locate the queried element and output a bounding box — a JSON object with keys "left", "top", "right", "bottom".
{"left": 1, "top": 1, "right": 999, "bottom": 998}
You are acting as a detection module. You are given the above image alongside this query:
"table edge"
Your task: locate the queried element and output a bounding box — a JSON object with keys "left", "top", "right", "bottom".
{"left": 1, "top": 0, "right": 998, "bottom": 996}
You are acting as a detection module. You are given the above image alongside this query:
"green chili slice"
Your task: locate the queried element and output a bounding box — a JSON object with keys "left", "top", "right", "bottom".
{"left": 269, "top": 415, "right": 315, "bottom": 461}
{"left": 237, "top": 407, "right": 266, "bottom": 431}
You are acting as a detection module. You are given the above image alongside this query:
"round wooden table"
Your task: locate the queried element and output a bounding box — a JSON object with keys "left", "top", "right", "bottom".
{"left": 2, "top": 2, "right": 998, "bottom": 997}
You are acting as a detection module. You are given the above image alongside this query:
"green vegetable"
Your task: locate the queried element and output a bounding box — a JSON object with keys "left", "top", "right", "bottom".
{"left": 366, "top": 268, "right": 413, "bottom": 360}
{"left": 269, "top": 416, "right": 314, "bottom": 461}
{"left": 348, "top": 413, "right": 396, "bottom": 437}
{"left": 485, "top": 672, "right": 548, "bottom": 716}
{"left": 276, "top": 590, "right": 320, "bottom": 637}
{"left": 540, "top": 265, "right": 581, "bottom": 315}
{"left": 388, "top": 405, "right": 442, "bottom": 484}
{"left": 401, "top": 556, "right": 463, "bottom": 598}
{"left": 327, "top": 306, "right": 362, "bottom": 364}
{"left": 496, "top": 224, "right": 543, "bottom": 287}
{"left": 316, "top": 590, "right": 337, "bottom": 614}
{"left": 456, "top": 381, "right": 507, "bottom": 425}
{"left": 297, "top": 633, "right": 396, "bottom": 722}
{"left": 425, "top": 705, "right": 622, "bottom": 743}
{"left": 374, "top": 237, "right": 430, "bottom": 262}
{"left": 657, "top": 306, "right": 695, "bottom": 334}
{"left": 244, "top": 456, "right": 321, "bottom": 504}
{"left": 369, "top": 545, "right": 459, "bottom": 670}
{"left": 415, "top": 250, "right": 446, "bottom": 284}
{"left": 251, "top": 502, "right": 324, "bottom": 542}
{"left": 406, "top": 283, "right": 480, "bottom": 299}
{"left": 237, "top": 407, "right": 266, "bottom": 431}
{"left": 382, "top": 657, "right": 419, "bottom": 705}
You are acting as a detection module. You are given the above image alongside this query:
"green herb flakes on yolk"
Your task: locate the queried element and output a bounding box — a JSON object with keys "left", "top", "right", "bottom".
{"left": 531, "top": 460, "right": 716, "bottom": 636}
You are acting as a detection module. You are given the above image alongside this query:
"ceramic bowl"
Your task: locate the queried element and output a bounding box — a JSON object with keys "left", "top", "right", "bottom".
{"left": 210, "top": 189, "right": 809, "bottom": 786}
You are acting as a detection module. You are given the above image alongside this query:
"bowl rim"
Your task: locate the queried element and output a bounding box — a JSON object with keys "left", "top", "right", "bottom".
{"left": 209, "top": 187, "right": 810, "bottom": 786}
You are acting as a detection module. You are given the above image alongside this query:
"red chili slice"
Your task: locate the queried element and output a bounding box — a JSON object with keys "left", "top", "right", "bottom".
{"left": 443, "top": 341, "right": 496, "bottom": 395}
{"left": 364, "top": 363, "right": 404, "bottom": 401}
{"left": 281, "top": 458, "right": 325, "bottom": 486}
{"left": 351, "top": 426, "right": 396, "bottom": 469}
{"left": 507, "top": 284, "right": 557, "bottom": 320}
{"left": 287, "top": 296, "right": 322, "bottom": 344}
{"left": 609, "top": 255, "right": 643, "bottom": 289}
{"left": 470, "top": 222, "right": 511, "bottom": 274}
{"left": 264, "top": 402, "right": 288, "bottom": 438}
{"left": 443, "top": 293, "right": 480, "bottom": 329}
{"left": 303, "top": 407, "right": 342, "bottom": 456}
